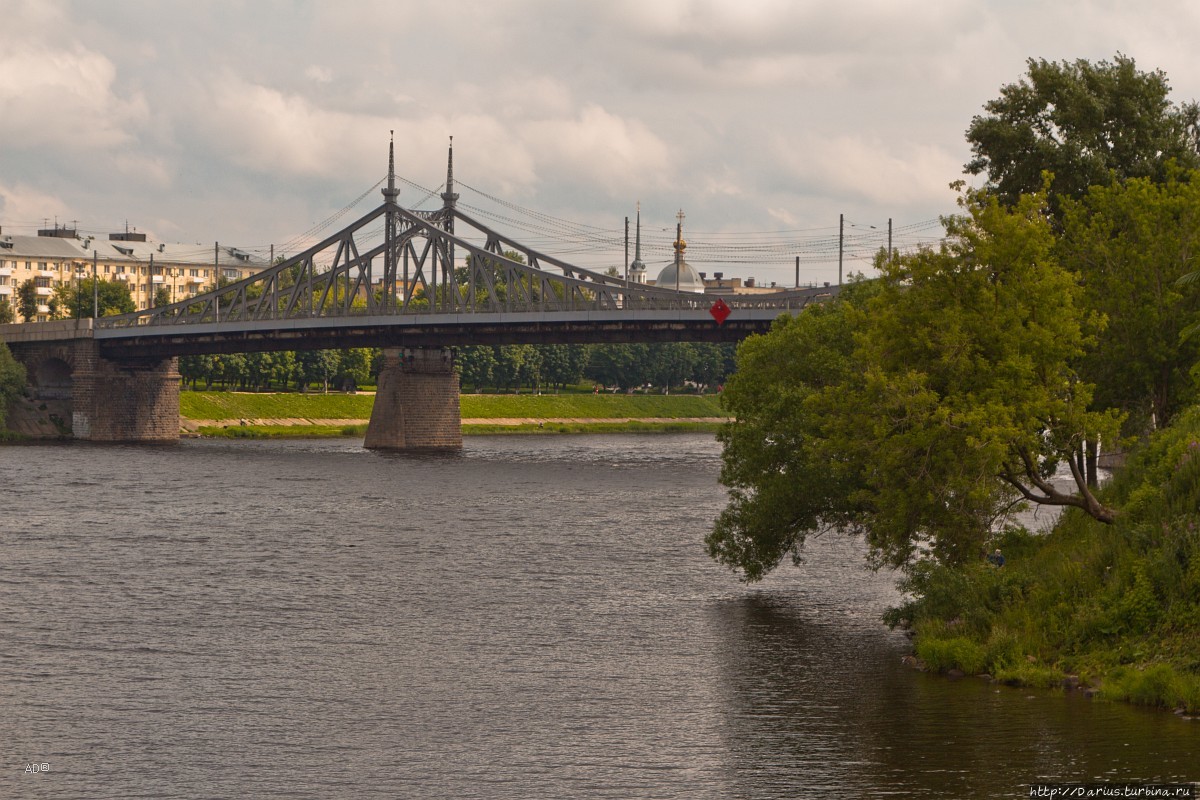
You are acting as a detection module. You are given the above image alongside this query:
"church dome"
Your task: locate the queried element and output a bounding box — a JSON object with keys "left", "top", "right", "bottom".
{"left": 656, "top": 223, "right": 706, "bottom": 293}
{"left": 655, "top": 259, "right": 706, "bottom": 293}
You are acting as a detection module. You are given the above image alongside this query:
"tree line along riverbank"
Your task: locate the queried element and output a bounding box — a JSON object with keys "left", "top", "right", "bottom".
{"left": 180, "top": 390, "right": 728, "bottom": 438}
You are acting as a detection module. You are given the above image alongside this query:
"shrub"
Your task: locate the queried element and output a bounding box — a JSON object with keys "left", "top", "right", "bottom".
{"left": 916, "top": 637, "right": 988, "bottom": 675}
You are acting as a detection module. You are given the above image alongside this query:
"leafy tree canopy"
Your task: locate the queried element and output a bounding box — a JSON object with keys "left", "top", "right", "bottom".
{"left": 56, "top": 278, "right": 136, "bottom": 318}
{"left": 1060, "top": 171, "right": 1200, "bottom": 431}
{"left": 709, "top": 188, "right": 1123, "bottom": 582}
{"left": 965, "top": 54, "right": 1200, "bottom": 215}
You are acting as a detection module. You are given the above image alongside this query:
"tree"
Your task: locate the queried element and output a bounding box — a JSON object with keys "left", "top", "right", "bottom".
{"left": 17, "top": 279, "right": 39, "bottom": 321}
{"left": 965, "top": 54, "right": 1200, "bottom": 217}
{"left": 540, "top": 344, "right": 589, "bottom": 390}
{"left": 707, "top": 297, "right": 863, "bottom": 581}
{"left": 1061, "top": 172, "right": 1200, "bottom": 432}
{"left": 647, "top": 343, "right": 697, "bottom": 392}
{"left": 335, "top": 348, "right": 371, "bottom": 391}
{"left": 709, "top": 189, "right": 1123, "bottom": 582}
{"left": 457, "top": 346, "right": 496, "bottom": 391}
{"left": 0, "top": 299, "right": 14, "bottom": 324}
{"left": 179, "top": 354, "right": 215, "bottom": 389}
{"left": 586, "top": 343, "right": 651, "bottom": 390}
{"left": 296, "top": 349, "right": 338, "bottom": 392}
{"left": 57, "top": 278, "right": 135, "bottom": 318}
{"left": 493, "top": 345, "right": 532, "bottom": 391}
{"left": 153, "top": 285, "right": 172, "bottom": 308}
{"left": 0, "top": 343, "right": 26, "bottom": 430}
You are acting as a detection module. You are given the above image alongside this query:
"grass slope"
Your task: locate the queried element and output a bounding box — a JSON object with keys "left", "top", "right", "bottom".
{"left": 892, "top": 407, "right": 1200, "bottom": 713}
{"left": 181, "top": 391, "right": 725, "bottom": 421}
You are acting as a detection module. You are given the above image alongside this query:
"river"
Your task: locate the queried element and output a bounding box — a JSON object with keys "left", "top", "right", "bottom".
{"left": 2, "top": 434, "right": 1196, "bottom": 798}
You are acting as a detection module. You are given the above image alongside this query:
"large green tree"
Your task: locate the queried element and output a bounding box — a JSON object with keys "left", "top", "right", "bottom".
{"left": 17, "top": 279, "right": 39, "bottom": 321}
{"left": 56, "top": 278, "right": 136, "bottom": 318}
{"left": 1061, "top": 172, "right": 1200, "bottom": 432}
{"left": 709, "top": 189, "right": 1122, "bottom": 581}
{"left": 965, "top": 54, "right": 1200, "bottom": 216}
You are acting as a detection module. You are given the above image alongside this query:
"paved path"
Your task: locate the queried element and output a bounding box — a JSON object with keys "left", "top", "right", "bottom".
{"left": 182, "top": 417, "right": 729, "bottom": 431}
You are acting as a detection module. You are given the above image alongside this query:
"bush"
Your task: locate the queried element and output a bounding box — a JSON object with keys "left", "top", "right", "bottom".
{"left": 916, "top": 637, "right": 988, "bottom": 675}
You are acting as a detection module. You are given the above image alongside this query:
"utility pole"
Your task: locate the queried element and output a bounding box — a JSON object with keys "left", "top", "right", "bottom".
{"left": 888, "top": 218, "right": 893, "bottom": 264}
{"left": 92, "top": 250, "right": 98, "bottom": 319}
{"left": 214, "top": 241, "right": 220, "bottom": 322}
{"left": 149, "top": 252, "right": 154, "bottom": 310}
{"left": 838, "top": 213, "right": 844, "bottom": 286}
{"left": 675, "top": 209, "right": 685, "bottom": 292}
{"left": 795, "top": 255, "right": 800, "bottom": 289}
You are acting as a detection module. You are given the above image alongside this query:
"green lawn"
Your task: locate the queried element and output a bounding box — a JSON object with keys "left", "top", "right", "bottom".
{"left": 180, "top": 391, "right": 725, "bottom": 420}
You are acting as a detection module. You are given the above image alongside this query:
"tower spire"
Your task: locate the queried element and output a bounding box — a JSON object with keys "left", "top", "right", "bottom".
{"left": 382, "top": 130, "right": 400, "bottom": 204}
{"left": 635, "top": 201, "right": 642, "bottom": 261}
{"left": 628, "top": 200, "right": 647, "bottom": 284}
{"left": 441, "top": 135, "right": 459, "bottom": 209}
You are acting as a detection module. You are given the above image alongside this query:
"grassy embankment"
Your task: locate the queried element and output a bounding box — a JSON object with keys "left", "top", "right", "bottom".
{"left": 181, "top": 391, "right": 727, "bottom": 438}
{"left": 892, "top": 407, "right": 1200, "bottom": 713}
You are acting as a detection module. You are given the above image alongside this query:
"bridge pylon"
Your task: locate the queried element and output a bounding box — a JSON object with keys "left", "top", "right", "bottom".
{"left": 364, "top": 346, "right": 462, "bottom": 452}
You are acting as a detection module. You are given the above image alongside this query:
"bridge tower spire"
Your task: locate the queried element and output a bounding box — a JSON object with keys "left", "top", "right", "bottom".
{"left": 441, "top": 135, "right": 459, "bottom": 212}
{"left": 382, "top": 131, "right": 400, "bottom": 205}
{"left": 383, "top": 131, "right": 400, "bottom": 311}
{"left": 439, "top": 136, "right": 458, "bottom": 304}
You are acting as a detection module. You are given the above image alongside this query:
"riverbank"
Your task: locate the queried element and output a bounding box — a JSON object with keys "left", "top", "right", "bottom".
{"left": 180, "top": 391, "right": 728, "bottom": 437}
{"left": 893, "top": 407, "right": 1200, "bottom": 715}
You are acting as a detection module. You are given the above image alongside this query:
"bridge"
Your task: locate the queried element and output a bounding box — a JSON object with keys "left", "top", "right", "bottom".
{"left": 0, "top": 139, "right": 838, "bottom": 450}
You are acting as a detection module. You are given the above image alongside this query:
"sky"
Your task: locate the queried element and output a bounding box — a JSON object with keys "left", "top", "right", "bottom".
{"left": 3, "top": 0, "right": 1200, "bottom": 287}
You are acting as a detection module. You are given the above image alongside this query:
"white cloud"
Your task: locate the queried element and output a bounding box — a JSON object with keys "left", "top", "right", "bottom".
{"left": 774, "top": 133, "right": 962, "bottom": 208}
{"left": 0, "top": 182, "right": 71, "bottom": 227}
{"left": 0, "top": 39, "right": 149, "bottom": 151}
{"left": 521, "top": 105, "right": 673, "bottom": 197}
{"left": 304, "top": 65, "right": 333, "bottom": 84}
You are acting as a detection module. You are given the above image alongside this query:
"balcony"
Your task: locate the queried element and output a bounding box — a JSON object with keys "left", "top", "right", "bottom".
{"left": 0, "top": 266, "right": 11, "bottom": 277}
{"left": 151, "top": 275, "right": 165, "bottom": 283}
{"left": 38, "top": 269, "right": 56, "bottom": 278}
{"left": 36, "top": 304, "right": 50, "bottom": 314}
{"left": 114, "top": 273, "right": 132, "bottom": 281}
{"left": 185, "top": 275, "right": 205, "bottom": 284}
{"left": 0, "top": 285, "right": 11, "bottom": 295}
{"left": 35, "top": 286, "right": 53, "bottom": 296}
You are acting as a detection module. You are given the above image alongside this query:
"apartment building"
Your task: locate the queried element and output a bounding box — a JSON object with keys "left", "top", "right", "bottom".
{"left": 0, "top": 226, "right": 271, "bottom": 320}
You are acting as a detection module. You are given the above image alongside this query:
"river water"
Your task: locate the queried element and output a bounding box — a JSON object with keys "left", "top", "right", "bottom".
{"left": 2, "top": 434, "right": 1196, "bottom": 798}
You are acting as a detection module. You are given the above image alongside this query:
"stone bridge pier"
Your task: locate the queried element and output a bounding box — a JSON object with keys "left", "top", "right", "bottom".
{"left": 364, "top": 346, "right": 462, "bottom": 452}
{"left": 4, "top": 321, "right": 180, "bottom": 443}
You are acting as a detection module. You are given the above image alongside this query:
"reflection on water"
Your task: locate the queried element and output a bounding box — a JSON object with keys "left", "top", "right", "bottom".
{"left": 2, "top": 435, "right": 1196, "bottom": 798}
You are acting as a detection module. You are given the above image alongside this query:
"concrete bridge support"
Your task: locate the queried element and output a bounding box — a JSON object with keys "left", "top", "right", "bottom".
{"left": 364, "top": 346, "right": 462, "bottom": 452}
{"left": 5, "top": 322, "right": 179, "bottom": 443}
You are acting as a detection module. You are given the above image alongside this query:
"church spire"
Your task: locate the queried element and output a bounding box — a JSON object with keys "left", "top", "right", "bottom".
{"left": 629, "top": 200, "right": 646, "bottom": 284}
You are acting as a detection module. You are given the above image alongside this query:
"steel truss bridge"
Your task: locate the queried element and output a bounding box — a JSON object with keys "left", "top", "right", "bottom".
{"left": 90, "top": 142, "right": 838, "bottom": 359}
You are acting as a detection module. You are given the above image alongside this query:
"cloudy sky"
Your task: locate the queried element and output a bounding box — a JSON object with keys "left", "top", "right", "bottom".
{"left": 2, "top": 0, "right": 1199, "bottom": 286}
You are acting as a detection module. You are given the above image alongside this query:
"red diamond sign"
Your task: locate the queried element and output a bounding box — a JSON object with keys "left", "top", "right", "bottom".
{"left": 709, "top": 298, "right": 731, "bottom": 325}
